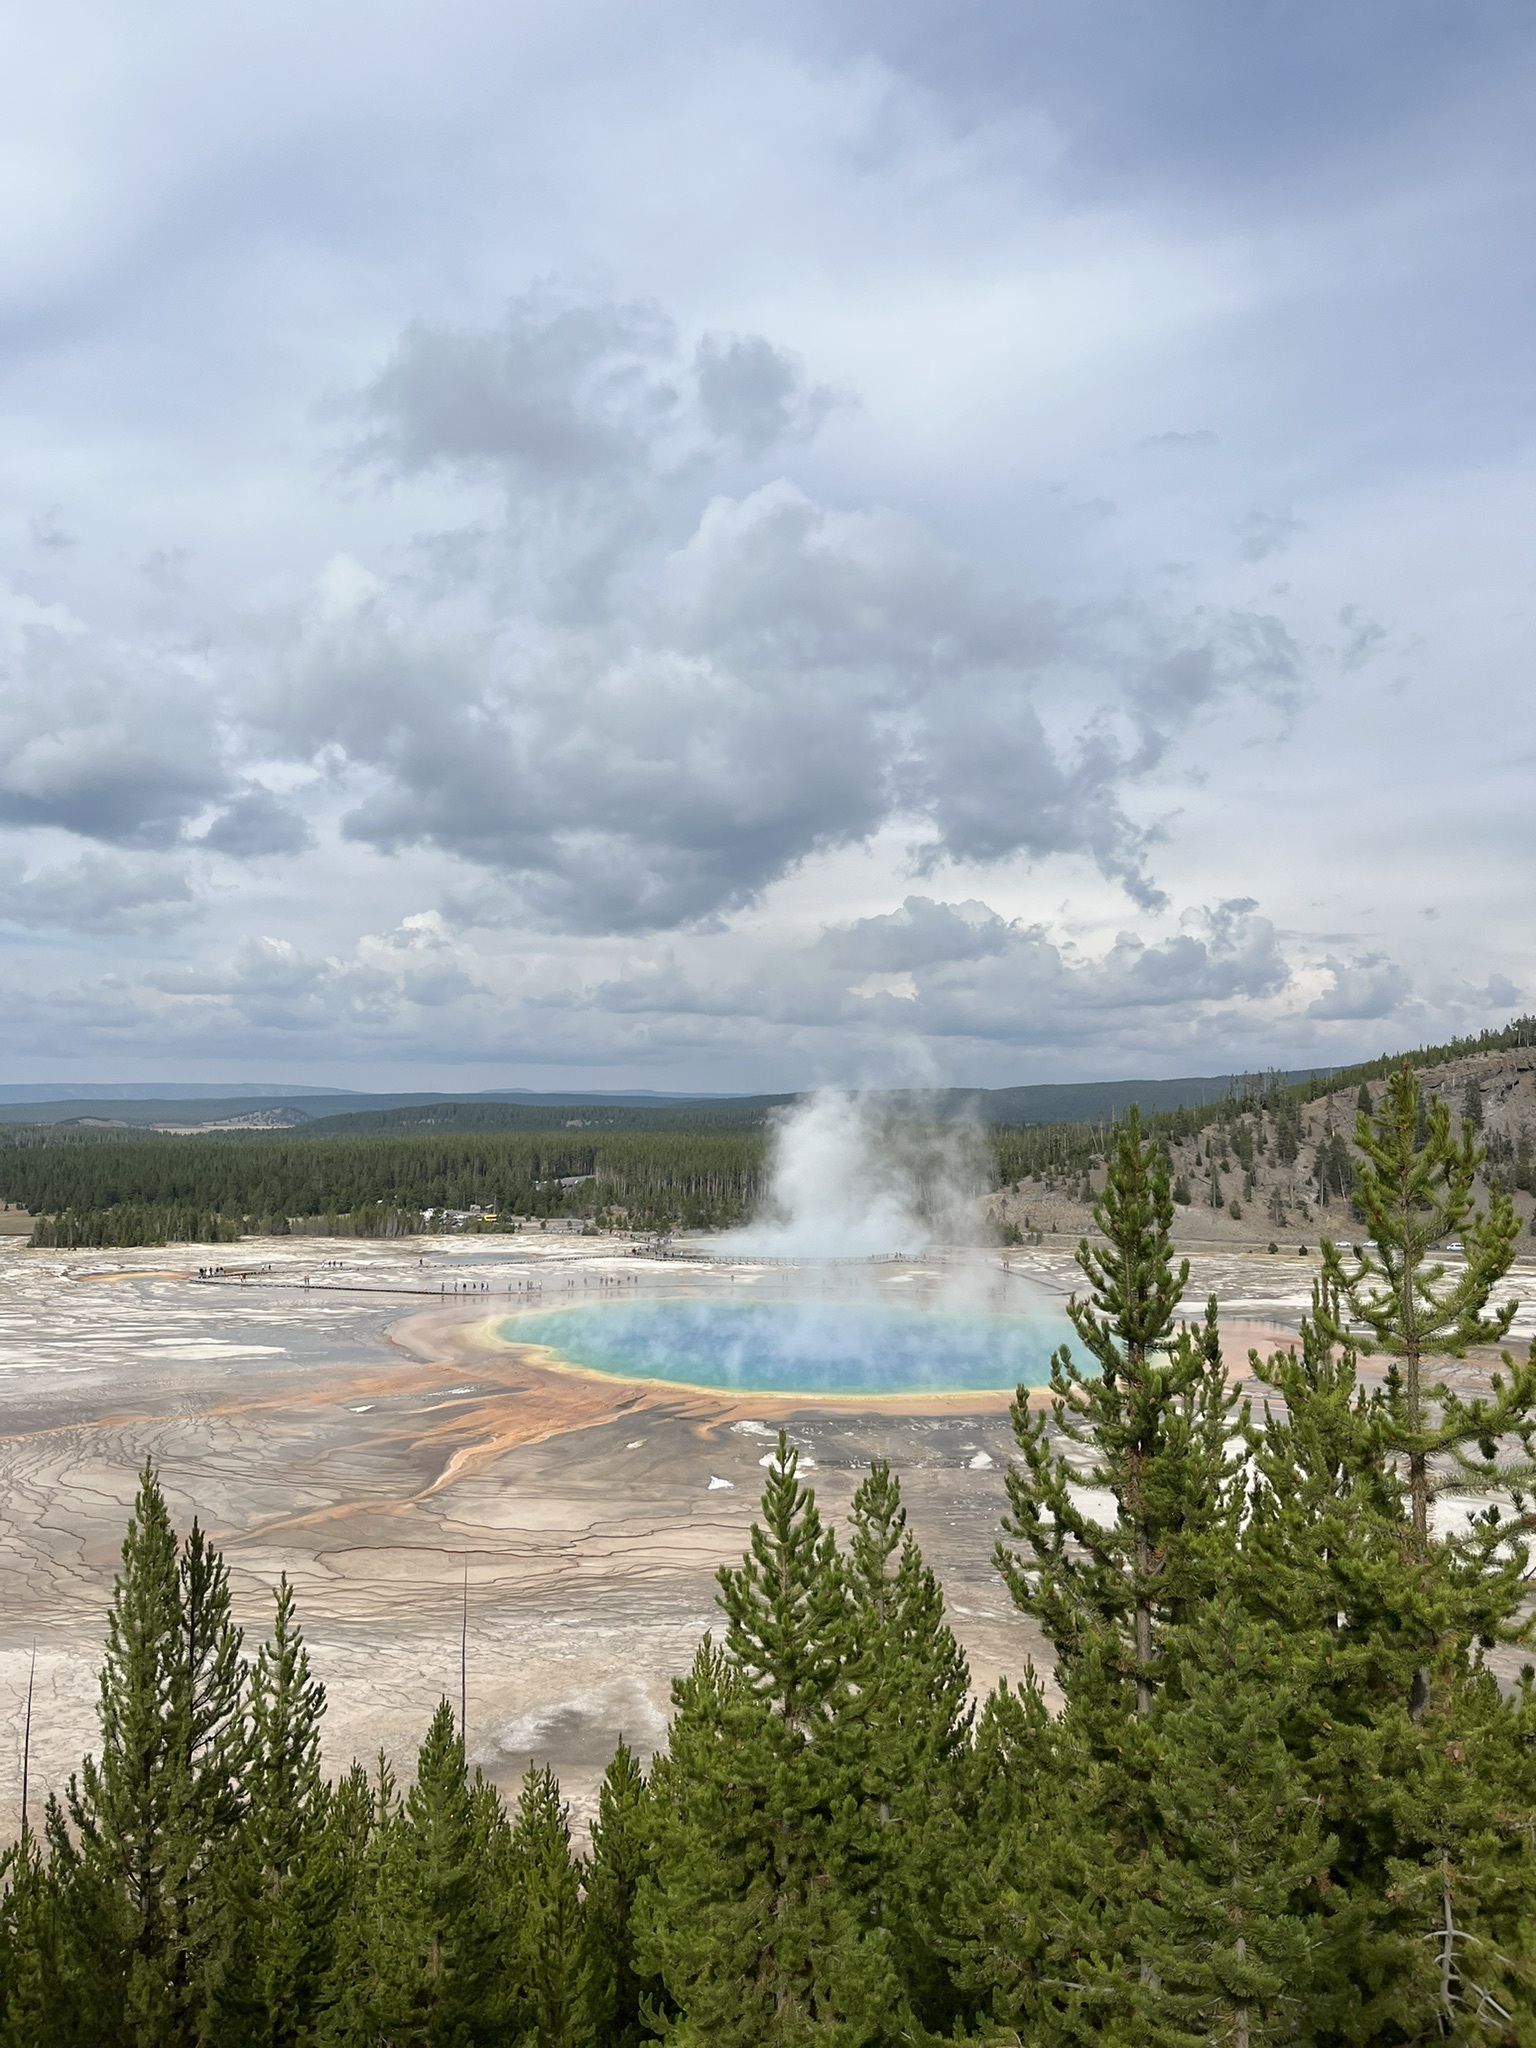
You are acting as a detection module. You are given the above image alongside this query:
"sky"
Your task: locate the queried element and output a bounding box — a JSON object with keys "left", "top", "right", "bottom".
{"left": 1, "top": 0, "right": 1532, "bottom": 1092}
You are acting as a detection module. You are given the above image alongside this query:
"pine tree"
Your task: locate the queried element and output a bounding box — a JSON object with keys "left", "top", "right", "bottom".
{"left": 317, "top": 1757, "right": 398, "bottom": 2047}
{"left": 639, "top": 1441, "right": 899, "bottom": 2042}
{"left": 949, "top": 1675, "right": 1078, "bottom": 2040}
{"left": 211, "top": 1575, "right": 338, "bottom": 2045}
{"left": 331, "top": 1704, "right": 499, "bottom": 2045}
{"left": 169, "top": 1512, "right": 251, "bottom": 2025}
{"left": 997, "top": 1109, "right": 1239, "bottom": 1716}
{"left": 0, "top": 1835, "right": 68, "bottom": 2048}
{"left": 1314, "top": 1065, "right": 1532, "bottom": 1608}
{"left": 1462, "top": 1072, "right": 1486, "bottom": 1131}
{"left": 53, "top": 1466, "right": 248, "bottom": 2046}
{"left": 1135, "top": 1592, "right": 1340, "bottom": 2045}
{"left": 1248, "top": 1197, "right": 1536, "bottom": 2037}
{"left": 505, "top": 1764, "right": 587, "bottom": 2047}
{"left": 991, "top": 1114, "right": 1245, "bottom": 2038}
{"left": 580, "top": 1741, "right": 658, "bottom": 2048}
{"left": 636, "top": 1639, "right": 773, "bottom": 2043}
{"left": 844, "top": 1461, "right": 974, "bottom": 2036}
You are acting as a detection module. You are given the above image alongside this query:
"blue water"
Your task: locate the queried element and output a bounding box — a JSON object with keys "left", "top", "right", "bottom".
{"left": 502, "top": 1295, "right": 1073, "bottom": 1396}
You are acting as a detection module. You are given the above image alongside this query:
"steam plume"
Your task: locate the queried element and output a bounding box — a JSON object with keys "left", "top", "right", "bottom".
{"left": 717, "top": 1089, "right": 989, "bottom": 1258}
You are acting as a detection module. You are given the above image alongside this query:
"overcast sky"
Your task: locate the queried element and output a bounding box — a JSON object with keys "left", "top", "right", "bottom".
{"left": 1, "top": 1, "right": 1532, "bottom": 1091}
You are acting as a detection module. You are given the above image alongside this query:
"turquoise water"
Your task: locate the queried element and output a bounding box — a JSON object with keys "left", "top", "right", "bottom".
{"left": 502, "top": 1295, "right": 1073, "bottom": 1396}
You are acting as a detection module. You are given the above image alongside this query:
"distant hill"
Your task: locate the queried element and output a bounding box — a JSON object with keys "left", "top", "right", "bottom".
{"left": 295, "top": 1073, "right": 1334, "bottom": 1138}
{"left": 298, "top": 1096, "right": 795, "bottom": 1136}
{"left": 0, "top": 1087, "right": 757, "bottom": 1129}
{"left": 0, "top": 1082, "right": 355, "bottom": 1105}
{"left": 889, "top": 1073, "right": 1334, "bottom": 1126}
{"left": 0, "top": 1071, "right": 1338, "bottom": 1133}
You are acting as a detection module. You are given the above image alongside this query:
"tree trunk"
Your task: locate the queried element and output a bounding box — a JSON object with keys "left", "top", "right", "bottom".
{"left": 1134, "top": 1537, "right": 1154, "bottom": 1718}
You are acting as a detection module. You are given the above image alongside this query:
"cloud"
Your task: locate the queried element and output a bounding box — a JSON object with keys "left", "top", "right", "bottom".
{"left": 593, "top": 895, "right": 1293, "bottom": 1053}
{"left": 350, "top": 289, "right": 841, "bottom": 494}
{"left": 0, "top": 9, "right": 1529, "bottom": 1087}
{"left": 146, "top": 915, "right": 485, "bottom": 1038}
{"left": 694, "top": 333, "right": 843, "bottom": 452}
{"left": 0, "top": 587, "right": 229, "bottom": 847}
{"left": 1136, "top": 428, "right": 1219, "bottom": 450}
{"left": 0, "top": 852, "right": 197, "bottom": 934}
{"left": 29, "top": 510, "right": 76, "bottom": 552}
{"left": 817, "top": 896, "right": 1012, "bottom": 971}
{"left": 1337, "top": 603, "right": 1386, "bottom": 670}
{"left": 264, "top": 447, "right": 1223, "bottom": 929}
{"left": 1234, "top": 507, "right": 1303, "bottom": 562}
{"left": 1307, "top": 952, "right": 1411, "bottom": 1020}
{"left": 199, "top": 786, "right": 315, "bottom": 858}
{"left": 351, "top": 289, "right": 685, "bottom": 490}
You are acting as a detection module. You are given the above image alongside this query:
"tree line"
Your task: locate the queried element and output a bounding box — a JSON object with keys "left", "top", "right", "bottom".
{"left": 1, "top": 1123, "right": 1106, "bottom": 1248}
{"left": 4, "top": 1070, "right": 1536, "bottom": 2041}
{"left": 0, "top": 1129, "right": 770, "bottom": 1244}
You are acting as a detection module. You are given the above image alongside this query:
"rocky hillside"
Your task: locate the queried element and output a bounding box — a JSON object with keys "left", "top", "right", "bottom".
{"left": 988, "top": 1045, "right": 1536, "bottom": 1255}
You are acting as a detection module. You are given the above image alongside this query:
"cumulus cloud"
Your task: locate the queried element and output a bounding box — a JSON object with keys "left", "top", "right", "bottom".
{"left": 1307, "top": 953, "right": 1412, "bottom": 1020}
{"left": 352, "top": 291, "right": 685, "bottom": 490}
{"left": 146, "top": 915, "right": 486, "bottom": 1039}
{"left": 0, "top": 585, "right": 231, "bottom": 848}
{"left": 351, "top": 289, "right": 840, "bottom": 497}
{"left": 0, "top": 271, "right": 1360, "bottom": 952}
{"left": 0, "top": 852, "right": 197, "bottom": 934}
{"left": 247, "top": 324, "right": 1315, "bottom": 936}
{"left": 817, "top": 897, "right": 1012, "bottom": 971}
{"left": 591, "top": 895, "right": 1293, "bottom": 1055}
{"left": 694, "top": 333, "right": 843, "bottom": 452}
{"left": 199, "top": 786, "right": 315, "bottom": 858}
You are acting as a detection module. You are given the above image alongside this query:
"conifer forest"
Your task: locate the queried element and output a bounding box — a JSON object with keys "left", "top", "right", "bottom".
{"left": 5, "top": 1070, "right": 1536, "bottom": 2042}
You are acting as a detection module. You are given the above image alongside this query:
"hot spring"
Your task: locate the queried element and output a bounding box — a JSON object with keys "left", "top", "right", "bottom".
{"left": 502, "top": 1293, "right": 1075, "bottom": 1397}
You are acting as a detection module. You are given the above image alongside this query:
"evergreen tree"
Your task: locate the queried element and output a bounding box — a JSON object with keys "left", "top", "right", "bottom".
{"left": 1314, "top": 1065, "right": 1531, "bottom": 1579}
{"left": 505, "top": 1764, "right": 586, "bottom": 2048}
{"left": 1248, "top": 1175, "right": 1536, "bottom": 2037}
{"left": 330, "top": 1704, "right": 499, "bottom": 2046}
{"left": 53, "top": 1466, "right": 247, "bottom": 2046}
{"left": 0, "top": 1836, "right": 66, "bottom": 2048}
{"left": 1136, "top": 1592, "right": 1340, "bottom": 2045}
{"left": 843, "top": 1461, "right": 974, "bottom": 2036}
{"left": 997, "top": 1109, "right": 1239, "bottom": 1716}
{"left": 1462, "top": 1072, "right": 1486, "bottom": 1131}
{"left": 317, "top": 1757, "right": 398, "bottom": 2046}
{"left": 580, "top": 1741, "right": 659, "bottom": 2048}
{"left": 950, "top": 1675, "right": 1087, "bottom": 2042}
{"left": 212, "top": 1576, "right": 338, "bottom": 2045}
{"left": 640, "top": 1441, "right": 899, "bottom": 2042}
{"left": 636, "top": 1640, "right": 773, "bottom": 2043}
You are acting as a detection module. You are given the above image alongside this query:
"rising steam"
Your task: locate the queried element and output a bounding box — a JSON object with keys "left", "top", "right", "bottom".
{"left": 717, "top": 1089, "right": 990, "bottom": 1258}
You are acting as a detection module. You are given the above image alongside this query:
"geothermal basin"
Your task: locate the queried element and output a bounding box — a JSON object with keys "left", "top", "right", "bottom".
{"left": 504, "top": 1291, "right": 1075, "bottom": 1398}
{"left": 0, "top": 1227, "right": 1350, "bottom": 1841}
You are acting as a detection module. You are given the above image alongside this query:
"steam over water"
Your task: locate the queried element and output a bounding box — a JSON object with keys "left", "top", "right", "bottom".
{"left": 502, "top": 1090, "right": 1067, "bottom": 1396}
{"left": 504, "top": 1296, "right": 1073, "bottom": 1397}
{"left": 716, "top": 1090, "right": 989, "bottom": 1258}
